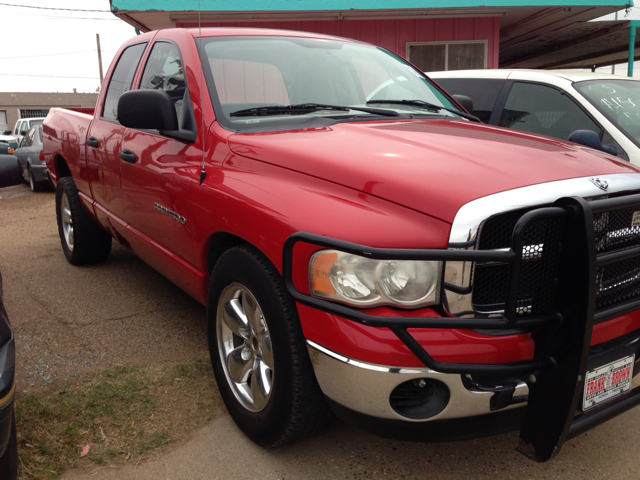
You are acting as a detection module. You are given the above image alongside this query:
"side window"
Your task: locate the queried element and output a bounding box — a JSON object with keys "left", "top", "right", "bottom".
{"left": 24, "top": 128, "right": 33, "bottom": 147}
{"left": 433, "top": 78, "right": 506, "bottom": 123}
{"left": 140, "top": 42, "right": 188, "bottom": 125}
{"left": 102, "top": 43, "right": 147, "bottom": 122}
{"left": 499, "top": 82, "right": 601, "bottom": 140}
{"left": 14, "top": 121, "right": 21, "bottom": 135}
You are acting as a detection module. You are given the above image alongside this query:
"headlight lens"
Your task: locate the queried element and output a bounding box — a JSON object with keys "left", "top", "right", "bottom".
{"left": 309, "top": 250, "right": 441, "bottom": 308}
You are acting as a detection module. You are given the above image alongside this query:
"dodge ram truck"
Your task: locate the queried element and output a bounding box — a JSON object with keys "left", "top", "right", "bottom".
{"left": 44, "top": 27, "right": 640, "bottom": 462}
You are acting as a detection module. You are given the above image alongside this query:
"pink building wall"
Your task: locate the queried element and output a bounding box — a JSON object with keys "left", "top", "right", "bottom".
{"left": 178, "top": 17, "right": 501, "bottom": 68}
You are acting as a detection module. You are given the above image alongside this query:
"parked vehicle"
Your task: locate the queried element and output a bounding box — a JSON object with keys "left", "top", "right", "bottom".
{"left": 0, "top": 143, "right": 20, "bottom": 192}
{"left": 44, "top": 28, "right": 640, "bottom": 462}
{"left": 12, "top": 117, "right": 44, "bottom": 145}
{"left": 14, "top": 125, "right": 48, "bottom": 192}
{"left": 0, "top": 134, "right": 17, "bottom": 147}
{"left": 0, "top": 167, "right": 21, "bottom": 480}
{"left": 428, "top": 70, "right": 640, "bottom": 164}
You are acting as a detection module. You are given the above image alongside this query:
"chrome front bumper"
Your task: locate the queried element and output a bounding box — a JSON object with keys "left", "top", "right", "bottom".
{"left": 307, "top": 340, "right": 529, "bottom": 423}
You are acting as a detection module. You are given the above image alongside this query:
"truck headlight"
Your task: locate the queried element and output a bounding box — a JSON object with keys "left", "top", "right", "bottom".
{"left": 309, "top": 250, "right": 441, "bottom": 308}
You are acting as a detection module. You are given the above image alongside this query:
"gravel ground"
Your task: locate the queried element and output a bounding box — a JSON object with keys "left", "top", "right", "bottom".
{"left": 0, "top": 184, "right": 209, "bottom": 398}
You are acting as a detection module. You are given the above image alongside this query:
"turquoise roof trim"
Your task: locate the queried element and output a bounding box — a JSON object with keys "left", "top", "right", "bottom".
{"left": 111, "top": 0, "right": 632, "bottom": 12}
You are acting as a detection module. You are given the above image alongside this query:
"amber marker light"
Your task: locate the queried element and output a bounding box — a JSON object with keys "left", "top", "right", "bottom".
{"left": 310, "top": 251, "right": 338, "bottom": 294}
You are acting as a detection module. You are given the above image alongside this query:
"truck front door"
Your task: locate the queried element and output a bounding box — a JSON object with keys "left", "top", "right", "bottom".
{"left": 119, "top": 40, "right": 202, "bottom": 287}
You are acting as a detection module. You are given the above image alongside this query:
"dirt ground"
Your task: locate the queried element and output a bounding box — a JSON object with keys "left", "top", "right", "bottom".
{"left": 3, "top": 182, "right": 640, "bottom": 479}
{"left": 0, "top": 184, "right": 209, "bottom": 397}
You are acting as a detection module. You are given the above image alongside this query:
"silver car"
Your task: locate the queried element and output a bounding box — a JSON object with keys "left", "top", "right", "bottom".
{"left": 14, "top": 124, "right": 49, "bottom": 192}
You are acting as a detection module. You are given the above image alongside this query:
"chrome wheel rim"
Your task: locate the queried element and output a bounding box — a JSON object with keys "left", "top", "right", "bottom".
{"left": 60, "top": 192, "right": 74, "bottom": 251}
{"left": 217, "top": 283, "right": 274, "bottom": 412}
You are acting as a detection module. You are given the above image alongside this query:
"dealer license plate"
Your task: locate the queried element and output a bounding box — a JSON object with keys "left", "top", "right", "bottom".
{"left": 583, "top": 355, "right": 635, "bottom": 411}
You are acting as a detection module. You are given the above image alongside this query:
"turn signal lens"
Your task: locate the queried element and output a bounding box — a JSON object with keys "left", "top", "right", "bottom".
{"left": 310, "top": 252, "right": 338, "bottom": 294}
{"left": 309, "top": 249, "right": 441, "bottom": 308}
{"left": 7, "top": 147, "right": 13, "bottom": 154}
{"left": 39, "top": 150, "right": 45, "bottom": 161}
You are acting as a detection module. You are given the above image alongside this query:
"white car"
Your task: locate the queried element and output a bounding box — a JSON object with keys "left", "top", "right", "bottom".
{"left": 12, "top": 117, "right": 45, "bottom": 145}
{"left": 429, "top": 70, "right": 640, "bottom": 165}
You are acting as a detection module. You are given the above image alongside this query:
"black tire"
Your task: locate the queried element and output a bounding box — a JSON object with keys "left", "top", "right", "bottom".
{"left": 27, "top": 167, "right": 42, "bottom": 192}
{"left": 56, "top": 176, "right": 112, "bottom": 265}
{"left": 207, "top": 245, "right": 330, "bottom": 447}
{"left": 0, "top": 412, "right": 18, "bottom": 480}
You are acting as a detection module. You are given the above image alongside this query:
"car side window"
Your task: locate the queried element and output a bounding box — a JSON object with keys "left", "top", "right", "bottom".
{"left": 13, "top": 121, "right": 21, "bottom": 135}
{"left": 139, "top": 42, "right": 188, "bottom": 125}
{"left": 499, "top": 82, "right": 601, "bottom": 140}
{"left": 102, "top": 42, "right": 147, "bottom": 123}
{"left": 432, "top": 78, "right": 506, "bottom": 123}
{"left": 24, "top": 128, "right": 34, "bottom": 147}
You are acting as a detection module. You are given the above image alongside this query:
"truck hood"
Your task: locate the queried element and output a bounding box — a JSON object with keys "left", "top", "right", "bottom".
{"left": 228, "top": 119, "right": 638, "bottom": 223}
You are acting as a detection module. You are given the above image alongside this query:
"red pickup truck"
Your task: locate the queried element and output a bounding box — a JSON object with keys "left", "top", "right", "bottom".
{"left": 44, "top": 27, "right": 640, "bottom": 462}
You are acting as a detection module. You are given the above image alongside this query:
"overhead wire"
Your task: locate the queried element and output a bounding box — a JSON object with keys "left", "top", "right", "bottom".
{"left": 0, "top": 73, "right": 99, "bottom": 79}
{"left": 0, "top": 50, "right": 105, "bottom": 60}
{"left": 0, "top": 2, "right": 110, "bottom": 12}
{"left": 1, "top": 11, "right": 120, "bottom": 20}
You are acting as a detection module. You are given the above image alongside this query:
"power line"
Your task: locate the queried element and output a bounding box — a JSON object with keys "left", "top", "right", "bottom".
{"left": 0, "top": 73, "right": 99, "bottom": 80}
{"left": 0, "top": 50, "right": 105, "bottom": 60}
{"left": 0, "top": 2, "right": 110, "bottom": 12}
{"left": 1, "top": 11, "right": 120, "bottom": 20}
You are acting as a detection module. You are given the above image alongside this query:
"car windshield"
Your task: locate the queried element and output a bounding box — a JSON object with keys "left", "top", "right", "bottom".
{"left": 574, "top": 79, "right": 640, "bottom": 147}
{"left": 29, "top": 119, "right": 43, "bottom": 127}
{"left": 198, "top": 35, "right": 459, "bottom": 131}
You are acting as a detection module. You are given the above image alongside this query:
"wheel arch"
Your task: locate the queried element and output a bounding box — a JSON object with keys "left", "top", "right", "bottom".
{"left": 54, "top": 154, "right": 71, "bottom": 178}
{"left": 207, "top": 232, "right": 252, "bottom": 276}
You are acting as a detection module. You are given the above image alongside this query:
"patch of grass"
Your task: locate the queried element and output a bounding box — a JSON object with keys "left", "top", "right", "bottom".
{"left": 16, "top": 356, "right": 223, "bottom": 480}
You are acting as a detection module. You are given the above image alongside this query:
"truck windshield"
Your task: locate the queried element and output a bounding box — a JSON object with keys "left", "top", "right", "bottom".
{"left": 574, "top": 79, "right": 640, "bottom": 147}
{"left": 198, "top": 35, "right": 460, "bottom": 131}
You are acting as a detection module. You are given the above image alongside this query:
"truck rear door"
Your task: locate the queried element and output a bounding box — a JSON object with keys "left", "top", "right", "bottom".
{"left": 86, "top": 41, "right": 147, "bottom": 230}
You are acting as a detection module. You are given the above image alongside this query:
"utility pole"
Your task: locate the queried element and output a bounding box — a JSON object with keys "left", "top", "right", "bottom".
{"left": 612, "top": 11, "right": 618, "bottom": 75}
{"left": 96, "top": 33, "right": 104, "bottom": 85}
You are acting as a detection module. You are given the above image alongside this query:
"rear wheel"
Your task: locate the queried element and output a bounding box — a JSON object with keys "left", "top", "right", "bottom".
{"left": 28, "top": 166, "right": 42, "bottom": 192}
{"left": 207, "top": 245, "right": 329, "bottom": 447}
{"left": 56, "top": 176, "right": 112, "bottom": 265}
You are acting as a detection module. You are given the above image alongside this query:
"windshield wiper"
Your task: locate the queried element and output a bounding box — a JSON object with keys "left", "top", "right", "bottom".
{"left": 230, "top": 103, "right": 400, "bottom": 117}
{"left": 366, "top": 99, "right": 481, "bottom": 123}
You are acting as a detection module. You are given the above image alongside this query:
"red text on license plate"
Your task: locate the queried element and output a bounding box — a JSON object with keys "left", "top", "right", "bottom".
{"left": 583, "top": 355, "right": 634, "bottom": 411}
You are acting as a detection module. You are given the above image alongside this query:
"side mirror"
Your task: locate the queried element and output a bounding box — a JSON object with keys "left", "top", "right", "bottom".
{"left": 568, "top": 130, "right": 618, "bottom": 156}
{"left": 0, "top": 157, "right": 24, "bottom": 188}
{"left": 117, "top": 89, "right": 179, "bottom": 131}
{"left": 453, "top": 94, "right": 474, "bottom": 114}
{"left": 2, "top": 130, "right": 10, "bottom": 135}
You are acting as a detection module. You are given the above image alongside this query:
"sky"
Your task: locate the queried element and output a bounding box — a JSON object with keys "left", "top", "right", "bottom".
{"left": 2, "top": 1, "right": 640, "bottom": 94}
{"left": 0, "top": 1, "right": 137, "bottom": 93}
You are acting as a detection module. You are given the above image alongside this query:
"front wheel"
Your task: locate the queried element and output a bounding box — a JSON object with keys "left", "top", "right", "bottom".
{"left": 56, "top": 177, "right": 112, "bottom": 265}
{"left": 207, "top": 245, "right": 329, "bottom": 447}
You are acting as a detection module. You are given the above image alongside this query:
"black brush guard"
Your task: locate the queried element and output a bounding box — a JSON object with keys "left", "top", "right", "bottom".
{"left": 282, "top": 195, "right": 640, "bottom": 462}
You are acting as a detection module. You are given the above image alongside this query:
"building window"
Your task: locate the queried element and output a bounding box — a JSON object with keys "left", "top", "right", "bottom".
{"left": 20, "top": 109, "right": 50, "bottom": 118}
{"left": 407, "top": 41, "right": 487, "bottom": 72}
